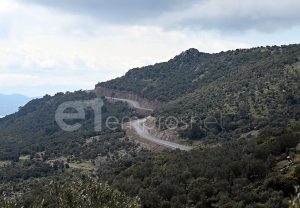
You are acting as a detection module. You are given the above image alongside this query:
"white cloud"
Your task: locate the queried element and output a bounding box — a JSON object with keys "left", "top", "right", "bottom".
{"left": 0, "top": 0, "right": 19, "bottom": 13}
{"left": 0, "top": 0, "right": 296, "bottom": 96}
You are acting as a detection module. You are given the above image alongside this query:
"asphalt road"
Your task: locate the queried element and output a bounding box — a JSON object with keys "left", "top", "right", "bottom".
{"left": 106, "top": 97, "right": 153, "bottom": 111}
{"left": 107, "top": 96, "right": 192, "bottom": 150}
{"left": 131, "top": 118, "right": 192, "bottom": 151}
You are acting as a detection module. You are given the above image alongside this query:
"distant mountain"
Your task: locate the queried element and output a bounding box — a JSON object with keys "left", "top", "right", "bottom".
{"left": 0, "top": 94, "right": 35, "bottom": 116}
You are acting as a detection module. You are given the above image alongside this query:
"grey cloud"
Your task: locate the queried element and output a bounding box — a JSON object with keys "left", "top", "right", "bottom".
{"left": 17, "top": 0, "right": 300, "bottom": 33}
{"left": 171, "top": 15, "right": 300, "bottom": 34}
{"left": 174, "top": 15, "right": 300, "bottom": 34}
{"left": 18, "top": 0, "right": 201, "bottom": 24}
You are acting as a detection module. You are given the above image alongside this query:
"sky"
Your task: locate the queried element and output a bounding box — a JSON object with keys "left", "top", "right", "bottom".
{"left": 0, "top": 0, "right": 300, "bottom": 97}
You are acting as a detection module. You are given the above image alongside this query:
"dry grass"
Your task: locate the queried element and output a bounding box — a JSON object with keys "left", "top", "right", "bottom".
{"left": 0, "top": 161, "right": 10, "bottom": 167}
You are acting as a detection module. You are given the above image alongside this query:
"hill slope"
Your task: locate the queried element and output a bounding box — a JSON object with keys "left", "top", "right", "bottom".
{"left": 97, "top": 44, "right": 300, "bottom": 142}
{"left": 94, "top": 44, "right": 300, "bottom": 207}
{"left": 1, "top": 44, "right": 300, "bottom": 207}
{"left": 0, "top": 91, "right": 144, "bottom": 163}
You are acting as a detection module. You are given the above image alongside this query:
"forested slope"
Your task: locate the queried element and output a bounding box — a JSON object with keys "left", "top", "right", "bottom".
{"left": 1, "top": 44, "right": 300, "bottom": 207}
{"left": 0, "top": 91, "right": 144, "bottom": 162}
{"left": 98, "top": 44, "right": 300, "bottom": 142}
{"left": 96, "top": 44, "right": 300, "bottom": 103}
{"left": 0, "top": 90, "right": 148, "bottom": 201}
{"left": 103, "top": 124, "right": 300, "bottom": 207}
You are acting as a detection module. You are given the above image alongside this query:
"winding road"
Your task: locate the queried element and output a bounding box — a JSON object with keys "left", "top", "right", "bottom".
{"left": 107, "top": 96, "right": 192, "bottom": 151}
{"left": 131, "top": 118, "right": 192, "bottom": 151}
{"left": 106, "top": 97, "right": 153, "bottom": 111}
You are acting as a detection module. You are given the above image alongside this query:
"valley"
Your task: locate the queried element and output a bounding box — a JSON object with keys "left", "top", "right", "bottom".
{"left": 1, "top": 44, "right": 300, "bottom": 207}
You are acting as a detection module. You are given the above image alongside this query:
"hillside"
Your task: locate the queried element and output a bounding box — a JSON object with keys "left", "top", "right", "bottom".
{"left": 93, "top": 44, "right": 300, "bottom": 207}
{"left": 96, "top": 45, "right": 299, "bottom": 103}
{"left": 0, "top": 90, "right": 150, "bottom": 202}
{"left": 1, "top": 44, "right": 300, "bottom": 207}
{"left": 96, "top": 48, "right": 206, "bottom": 102}
{"left": 97, "top": 44, "right": 300, "bottom": 143}
{"left": 104, "top": 124, "right": 300, "bottom": 207}
{"left": 0, "top": 90, "right": 150, "bottom": 162}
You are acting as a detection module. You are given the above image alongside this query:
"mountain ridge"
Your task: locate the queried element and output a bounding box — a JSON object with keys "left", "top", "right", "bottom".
{"left": 96, "top": 43, "right": 300, "bottom": 142}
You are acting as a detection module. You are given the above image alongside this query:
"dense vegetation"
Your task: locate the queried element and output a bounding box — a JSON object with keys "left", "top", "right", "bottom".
{"left": 96, "top": 45, "right": 300, "bottom": 103}
{"left": 156, "top": 45, "right": 300, "bottom": 142}
{"left": 103, "top": 123, "right": 300, "bottom": 207}
{"left": 1, "top": 176, "right": 141, "bottom": 208}
{"left": 0, "top": 90, "right": 147, "bottom": 202}
{"left": 95, "top": 44, "right": 300, "bottom": 207}
{"left": 98, "top": 44, "right": 300, "bottom": 142}
{"left": 1, "top": 44, "right": 300, "bottom": 207}
{"left": 0, "top": 90, "right": 143, "bottom": 162}
{"left": 96, "top": 48, "right": 204, "bottom": 102}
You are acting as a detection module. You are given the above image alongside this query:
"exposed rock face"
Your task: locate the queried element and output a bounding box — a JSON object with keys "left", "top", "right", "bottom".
{"left": 94, "top": 87, "right": 163, "bottom": 110}
{"left": 144, "top": 117, "right": 181, "bottom": 143}
{"left": 148, "top": 129, "right": 181, "bottom": 143}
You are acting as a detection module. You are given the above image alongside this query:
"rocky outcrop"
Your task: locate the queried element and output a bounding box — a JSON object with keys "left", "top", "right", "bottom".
{"left": 144, "top": 117, "right": 181, "bottom": 143}
{"left": 94, "top": 87, "right": 163, "bottom": 110}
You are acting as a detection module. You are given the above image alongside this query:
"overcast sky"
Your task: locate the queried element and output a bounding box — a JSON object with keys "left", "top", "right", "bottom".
{"left": 0, "top": 0, "right": 300, "bottom": 97}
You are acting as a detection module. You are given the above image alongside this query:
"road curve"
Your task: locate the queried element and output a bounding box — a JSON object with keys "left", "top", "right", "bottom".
{"left": 106, "top": 97, "right": 153, "bottom": 111}
{"left": 131, "top": 118, "right": 192, "bottom": 151}
{"left": 107, "top": 96, "right": 192, "bottom": 150}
